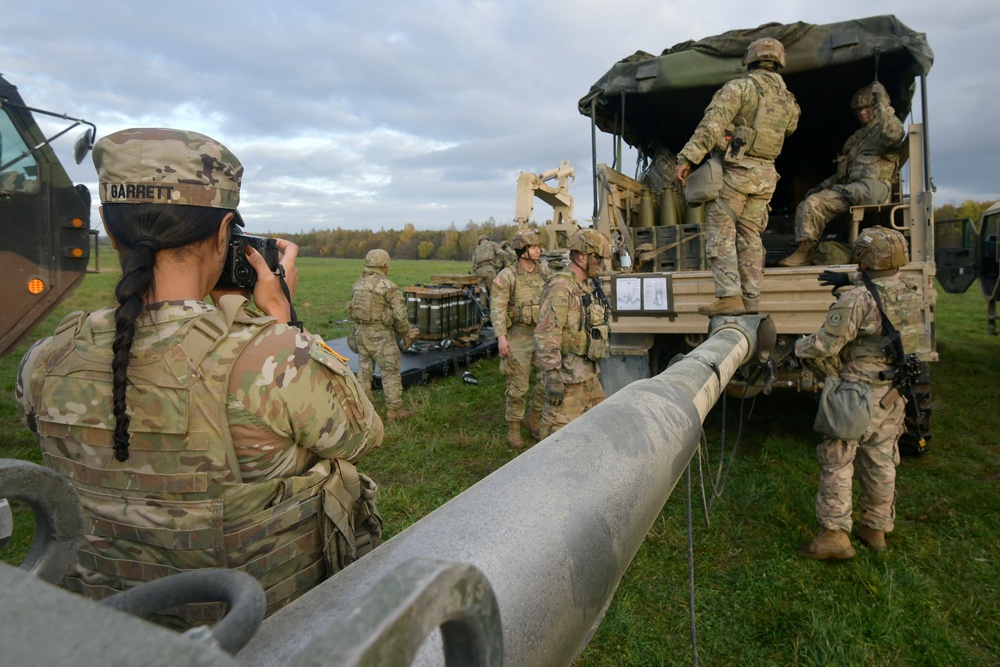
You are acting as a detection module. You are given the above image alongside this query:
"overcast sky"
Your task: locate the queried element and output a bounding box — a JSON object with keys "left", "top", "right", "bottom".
{"left": 3, "top": 1, "right": 998, "bottom": 235}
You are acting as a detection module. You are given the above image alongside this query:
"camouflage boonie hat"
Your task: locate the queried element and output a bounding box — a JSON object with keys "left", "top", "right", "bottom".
{"left": 93, "top": 128, "right": 245, "bottom": 226}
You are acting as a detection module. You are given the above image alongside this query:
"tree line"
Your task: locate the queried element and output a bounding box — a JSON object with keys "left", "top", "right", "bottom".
{"left": 283, "top": 218, "right": 520, "bottom": 262}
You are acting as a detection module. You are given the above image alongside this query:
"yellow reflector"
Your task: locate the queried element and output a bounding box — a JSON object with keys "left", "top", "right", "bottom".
{"left": 71, "top": 247, "right": 84, "bottom": 257}
{"left": 28, "top": 278, "right": 45, "bottom": 294}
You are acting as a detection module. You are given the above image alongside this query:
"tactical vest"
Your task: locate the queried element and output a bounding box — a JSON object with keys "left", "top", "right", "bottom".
{"left": 743, "top": 72, "right": 797, "bottom": 160}
{"left": 31, "top": 298, "right": 376, "bottom": 625}
{"left": 504, "top": 266, "right": 544, "bottom": 328}
{"left": 473, "top": 242, "right": 497, "bottom": 270}
{"left": 557, "top": 274, "right": 611, "bottom": 362}
{"left": 350, "top": 271, "right": 392, "bottom": 326}
{"left": 842, "top": 276, "right": 922, "bottom": 362}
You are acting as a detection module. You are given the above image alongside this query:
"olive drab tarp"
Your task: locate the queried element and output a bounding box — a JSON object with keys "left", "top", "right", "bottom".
{"left": 578, "top": 15, "right": 933, "bottom": 170}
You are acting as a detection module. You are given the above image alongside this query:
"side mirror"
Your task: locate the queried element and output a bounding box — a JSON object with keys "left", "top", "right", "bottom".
{"left": 73, "top": 128, "right": 94, "bottom": 165}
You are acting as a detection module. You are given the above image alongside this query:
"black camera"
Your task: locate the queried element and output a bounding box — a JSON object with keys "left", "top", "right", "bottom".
{"left": 215, "top": 233, "right": 280, "bottom": 290}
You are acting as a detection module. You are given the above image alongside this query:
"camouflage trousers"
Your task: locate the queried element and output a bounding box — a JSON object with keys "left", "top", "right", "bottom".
{"left": 499, "top": 324, "right": 546, "bottom": 422}
{"left": 814, "top": 383, "right": 904, "bottom": 533}
{"left": 794, "top": 189, "right": 851, "bottom": 243}
{"left": 705, "top": 161, "right": 778, "bottom": 301}
{"left": 474, "top": 267, "right": 497, "bottom": 307}
{"left": 538, "top": 375, "right": 606, "bottom": 439}
{"left": 355, "top": 324, "right": 403, "bottom": 410}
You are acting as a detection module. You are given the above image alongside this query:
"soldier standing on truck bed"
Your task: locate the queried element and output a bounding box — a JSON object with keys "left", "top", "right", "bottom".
{"left": 350, "top": 249, "right": 417, "bottom": 423}
{"left": 675, "top": 37, "right": 800, "bottom": 317}
{"left": 780, "top": 82, "right": 905, "bottom": 267}
{"left": 794, "top": 226, "right": 922, "bottom": 559}
{"left": 490, "top": 227, "right": 548, "bottom": 449}
{"left": 534, "top": 229, "right": 611, "bottom": 438}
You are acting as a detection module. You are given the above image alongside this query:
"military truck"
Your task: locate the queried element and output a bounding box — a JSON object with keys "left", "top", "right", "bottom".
{"left": 571, "top": 15, "right": 936, "bottom": 451}
{"left": 934, "top": 207, "right": 1000, "bottom": 335}
{"left": 0, "top": 73, "right": 95, "bottom": 357}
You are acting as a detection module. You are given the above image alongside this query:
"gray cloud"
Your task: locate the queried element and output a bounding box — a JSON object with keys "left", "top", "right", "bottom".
{"left": 5, "top": 0, "right": 998, "bottom": 234}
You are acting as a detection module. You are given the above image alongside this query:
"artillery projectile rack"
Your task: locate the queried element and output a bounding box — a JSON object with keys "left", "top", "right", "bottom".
{"left": 404, "top": 274, "right": 488, "bottom": 345}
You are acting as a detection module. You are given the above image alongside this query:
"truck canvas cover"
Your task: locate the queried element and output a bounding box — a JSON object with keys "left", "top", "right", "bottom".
{"left": 578, "top": 15, "right": 933, "bottom": 212}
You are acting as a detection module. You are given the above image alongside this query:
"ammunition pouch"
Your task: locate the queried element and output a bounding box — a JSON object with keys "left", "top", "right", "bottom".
{"left": 813, "top": 376, "right": 875, "bottom": 441}
{"left": 587, "top": 324, "right": 610, "bottom": 361}
{"left": 321, "top": 459, "right": 383, "bottom": 572}
{"left": 725, "top": 124, "right": 756, "bottom": 164}
{"left": 684, "top": 155, "right": 724, "bottom": 204}
{"left": 347, "top": 326, "right": 359, "bottom": 353}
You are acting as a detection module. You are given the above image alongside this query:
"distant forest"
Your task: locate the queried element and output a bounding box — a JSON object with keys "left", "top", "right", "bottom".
{"left": 282, "top": 218, "right": 519, "bottom": 262}
{"left": 92, "top": 200, "right": 996, "bottom": 262}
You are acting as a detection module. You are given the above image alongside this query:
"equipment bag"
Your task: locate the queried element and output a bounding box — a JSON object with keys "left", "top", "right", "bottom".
{"left": 813, "top": 376, "right": 875, "bottom": 441}
{"left": 684, "top": 155, "right": 724, "bottom": 204}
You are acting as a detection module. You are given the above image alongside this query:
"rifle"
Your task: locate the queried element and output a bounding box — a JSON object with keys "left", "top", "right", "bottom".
{"left": 860, "top": 273, "right": 928, "bottom": 442}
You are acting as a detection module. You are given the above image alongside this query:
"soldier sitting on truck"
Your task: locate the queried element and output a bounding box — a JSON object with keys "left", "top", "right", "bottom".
{"left": 16, "top": 128, "right": 384, "bottom": 628}
{"left": 780, "top": 82, "right": 905, "bottom": 267}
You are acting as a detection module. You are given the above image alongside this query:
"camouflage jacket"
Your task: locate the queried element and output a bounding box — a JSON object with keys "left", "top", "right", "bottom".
{"left": 534, "top": 271, "right": 610, "bottom": 383}
{"left": 350, "top": 268, "right": 409, "bottom": 337}
{"left": 826, "top": 106, "right": 905, "bottom": 189}
{"left": 472, "top": 241, "right": 504, "bottom": 272}
{"left": 795, "top": 271, "right": 923, "bottom": 385}
{"left": 490, "top": 261, "right": 548, "bottom": 338}
{"left": 16, "top": 299, "right": 382, "bottom": 621}
{"left": 677, "top": 70, "right": 799, "bottom": 168}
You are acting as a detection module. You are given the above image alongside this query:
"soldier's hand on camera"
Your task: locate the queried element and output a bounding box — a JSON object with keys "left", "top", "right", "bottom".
{"left": 818, "top": 270, "right": 850, "bottom": 289}
{"left": 545, "top": 372, "right": 565, "bottom": 407}
{"left": 247, "top": 243, "right": 293, "bottom": 322}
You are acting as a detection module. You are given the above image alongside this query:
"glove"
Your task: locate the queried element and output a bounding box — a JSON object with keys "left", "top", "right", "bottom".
{"left": 869, "top": 81, "right": 886, "bottom": 102}
{"left": 818, "top": 270, "right": 850, "bottom": 289}
{"left": 545, "top": 373, "right": 565, "bottom": 407}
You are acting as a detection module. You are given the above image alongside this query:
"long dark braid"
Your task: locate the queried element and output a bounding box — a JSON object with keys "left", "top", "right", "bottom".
{"left": 103, "top": 203, "right": 232, "bottom": 462}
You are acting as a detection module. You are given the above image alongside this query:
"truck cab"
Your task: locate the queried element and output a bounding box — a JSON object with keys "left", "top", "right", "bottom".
{"left": 0, "top": 73, "right": 95, "bottom": 356}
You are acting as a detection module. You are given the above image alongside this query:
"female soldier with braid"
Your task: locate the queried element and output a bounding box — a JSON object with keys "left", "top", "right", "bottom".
{"left": 16, "top": 128, "right": 383, "bottom": 627}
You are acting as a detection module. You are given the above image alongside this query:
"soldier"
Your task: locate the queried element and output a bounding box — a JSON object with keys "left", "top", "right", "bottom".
{"left": 490, "top": 227, "right": 548, "bottom": 449}
{"left": 780, "top": 82, "right": 906, "bottom": 267}
{"left": 15, "top": 128, "right": 383, "bottom": 627}
{"left": 795, "top": 226, "right": 922, "bottom": 559}
{"left": 350, "top": 249, "right": 417, "bottom": 423}
{"left": 534, "top": 229, "right": 612, "bottom": 438}
{"left": 675, "top": 37, "right": 800, "bottom": 316}
{"left": 500, "top": 239, "right": 517, "bottom": 267}
{"left": 471, "top": 234, "right": 504, "bottom": 306}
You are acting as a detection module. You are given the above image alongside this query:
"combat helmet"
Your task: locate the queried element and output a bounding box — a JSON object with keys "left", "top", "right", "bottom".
{"left": 851, "top": 82, "right": 887, "bottom": 110}
{"left": 511, "top": 227, "right": 543, "bottom": 252}
{"left": 478, "top": 234, "right": 490, "bottom": 243}
{"left": 743, "top": 38, "right": 786, "bottom": 69}
{"left": 364, "top": 248, "right": 390, "bottom": 268}
{"left": 852, "top": 226, "right": 908, "bottom": 270}
{"left": 567, "top": 228, "right": 611, "bottom": 260}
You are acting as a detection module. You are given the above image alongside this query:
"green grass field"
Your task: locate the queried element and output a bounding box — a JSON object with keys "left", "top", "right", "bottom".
{"left": 3, "top": 256, "right": 999, "bottom": 666}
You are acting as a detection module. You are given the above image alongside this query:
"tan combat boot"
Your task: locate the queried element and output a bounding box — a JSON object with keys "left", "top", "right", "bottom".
{"left": 507, "top": 421, "right": 525, "bottom": 449}
{"left": 697, "top": 296, "right": 745, "bottom": 317}
{"left": 387, "top": 407, "right": 412, "bottom": 423}
{"left": 855, "top": 525, "right": 887, "bottom": 552}
{"left": 521, "top": 409, "right": 541, "bottom": 440}
{"left": 778, "top": 239, "right": 817, "bottom": 267}
{"left": 798, "top": 529, "right": 856, "bottom": 560}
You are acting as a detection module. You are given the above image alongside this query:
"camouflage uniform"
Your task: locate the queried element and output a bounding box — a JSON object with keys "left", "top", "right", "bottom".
{"left": 794, "top": 92, "right": 905, "bottom": 245}
{"left": 534, "top": 271, "right": 610, "bottom": 437}
{"left": 350, "top": 267, "right": 410, "bottom": 411}
{"left": 500, "top": 241, "right": 517, "bottom": 268}
{"left": 471, "top": 238, "right": 504, "bottom": 289}
{"left": 16, "top": 298, "right": 383, "bottom": 624}
{"left": 491, "top": 261, "right": 548, "bottom": 423}
{"left": 677, "top": 69, "right": 799, "bottom": 305}
{"left": 795, "top": 271, "right": 922, "bottom": 534}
